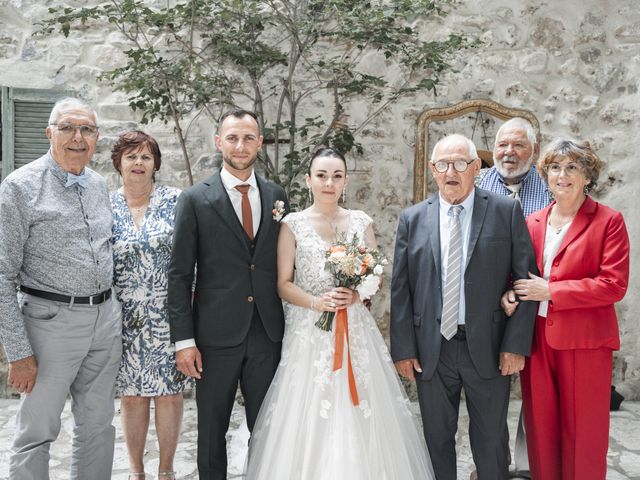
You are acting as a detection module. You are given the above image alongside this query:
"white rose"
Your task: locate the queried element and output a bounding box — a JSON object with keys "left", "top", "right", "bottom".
{"left": 373, "top": 264, "right": 384, "bottom": 275}
{"left": 356, "top": 275, "right": 381, "bottom": 300}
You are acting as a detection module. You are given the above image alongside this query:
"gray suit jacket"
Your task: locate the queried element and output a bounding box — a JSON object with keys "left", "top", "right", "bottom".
{"left": 168, "top": 169, "right": 287, "bottom": 347}
{"left": 390, "top": 188, "right": 537, "bottom": 380}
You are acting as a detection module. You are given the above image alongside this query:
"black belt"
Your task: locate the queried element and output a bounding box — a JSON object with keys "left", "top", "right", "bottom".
{"left": 20, "top": 286, "right": 112, "bottom": 305}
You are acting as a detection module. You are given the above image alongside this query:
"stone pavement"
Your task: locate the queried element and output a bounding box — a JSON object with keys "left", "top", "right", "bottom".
{"left": 0, "top": 398, "right": 639, "bottom": 479}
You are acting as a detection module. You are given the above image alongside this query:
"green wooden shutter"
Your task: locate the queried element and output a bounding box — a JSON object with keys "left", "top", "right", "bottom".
{"left": 14, "top": 101, "right": 55, "bottom": 169}
{"left": 1, "top": 87, "right": 69, "bottom": 180}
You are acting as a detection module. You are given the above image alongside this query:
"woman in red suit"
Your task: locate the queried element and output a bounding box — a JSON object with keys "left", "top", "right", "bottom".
{"left": 508, "top": 139, "right": 629, "bottom": 480}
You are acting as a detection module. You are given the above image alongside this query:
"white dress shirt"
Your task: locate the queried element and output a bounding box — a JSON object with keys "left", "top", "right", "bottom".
{"left": 220, "top": 167, "right": 262, "bottom": 236}
{"left": 175, "top": 167, "right": 262, "bottom": 352}
{"left": 438, "top": 190, "right": 475, "bottom": 325}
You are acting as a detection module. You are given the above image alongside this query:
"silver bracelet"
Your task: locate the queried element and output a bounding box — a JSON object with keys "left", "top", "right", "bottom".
{"left": 310, "top": 297, "right": 316, "bottom": 311}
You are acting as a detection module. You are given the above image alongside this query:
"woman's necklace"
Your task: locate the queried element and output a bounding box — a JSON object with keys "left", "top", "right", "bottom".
{"left": 548, "top": 196, "right": 585, "bottom": 234}
{"left": 548, "top": 208, "right": 575, "bottom": 234}
{"left": 548, "top": 218, "right": 571, "bottom": 234}
{"left": 128, "top": 204, "right": 147, "bottom": 214}
{"left": 124, "top": 184, "right": 154, "bottom": 226}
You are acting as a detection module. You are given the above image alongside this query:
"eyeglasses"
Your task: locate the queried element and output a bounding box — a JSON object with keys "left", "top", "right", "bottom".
{"left": 50, "top": 123, "right": 99, "bottom": 138}
{"left": 432, "top": 159, "right": 475, "bottom": 173}
{"left": 547, "top": 163, "right": 582, "bottom": 176}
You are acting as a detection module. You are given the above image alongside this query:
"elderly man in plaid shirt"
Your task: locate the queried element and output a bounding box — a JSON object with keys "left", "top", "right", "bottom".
{"left": 478, "top": 117, "right": 550, "bottom": 217}
{"left": 472, "top": 117, "right": 550, "bottom": 480}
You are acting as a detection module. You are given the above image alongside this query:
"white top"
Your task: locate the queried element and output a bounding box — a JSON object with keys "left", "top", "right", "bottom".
{"left": 220, "top": 167, "right": 262, "bottom": 236}
{"left": 538, "top": 220, "right": 572, "bottom": 317}
{"left": 438, "top": 191, "right": 475, "bottom": 325}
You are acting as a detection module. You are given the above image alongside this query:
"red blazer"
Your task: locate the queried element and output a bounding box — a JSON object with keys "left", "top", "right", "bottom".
{"left": 527, "top": 196, "right": 629, "bottom": 350}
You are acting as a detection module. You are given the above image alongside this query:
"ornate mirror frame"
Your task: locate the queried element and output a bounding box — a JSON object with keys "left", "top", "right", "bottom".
{"left": 414, "top": 99, "right": 541, "bottom": 203}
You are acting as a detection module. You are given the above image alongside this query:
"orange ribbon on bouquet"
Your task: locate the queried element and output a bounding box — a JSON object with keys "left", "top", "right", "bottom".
{"left": 332, "top": 308, "right": 360, "bottom": 406}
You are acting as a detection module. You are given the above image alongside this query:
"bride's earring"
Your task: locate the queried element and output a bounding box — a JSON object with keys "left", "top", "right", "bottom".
{"left": 305, "top": 174, "right": 313, "bottom": 204}
{"left": 341, "top": 187, "right": 346, "bottom": 204}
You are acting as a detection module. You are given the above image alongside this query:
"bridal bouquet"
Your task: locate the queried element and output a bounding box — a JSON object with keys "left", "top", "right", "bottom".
{"left": 315, "top": 234, "right": 387, "bottom": 331}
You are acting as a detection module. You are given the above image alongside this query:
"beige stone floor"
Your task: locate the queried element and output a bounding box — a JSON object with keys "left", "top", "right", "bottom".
{"left": 0, "top": 398, "right": 639, "bottom": 479}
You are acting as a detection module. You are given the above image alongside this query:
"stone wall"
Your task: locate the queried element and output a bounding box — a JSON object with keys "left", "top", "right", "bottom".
{"left": 1, "top": 0, "right": 639, "bottom": 399}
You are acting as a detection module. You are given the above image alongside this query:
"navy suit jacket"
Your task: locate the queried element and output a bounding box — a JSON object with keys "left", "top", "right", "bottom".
{"left": 390, "top": 188, "right": 538, "bottom": 380}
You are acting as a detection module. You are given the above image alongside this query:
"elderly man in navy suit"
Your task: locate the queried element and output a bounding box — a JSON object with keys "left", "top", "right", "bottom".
{"left": 391, "top": 134, "right": 537, "bottom": 480}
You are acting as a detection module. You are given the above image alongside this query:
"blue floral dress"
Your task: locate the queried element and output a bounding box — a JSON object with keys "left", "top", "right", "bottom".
{"left": 111, "top": 184, "right": 193, "bottom": 396}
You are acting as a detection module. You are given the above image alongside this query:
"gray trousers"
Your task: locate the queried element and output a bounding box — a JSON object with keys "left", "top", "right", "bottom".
{"left": 417, "top": 332, "right": 511, "bottom": 480}
{"left": 10, "top": 292, "right": 122, "bottom": 480}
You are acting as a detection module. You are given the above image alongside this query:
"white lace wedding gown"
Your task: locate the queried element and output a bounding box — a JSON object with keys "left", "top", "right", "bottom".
{"left": 245, "top": 210, "right": 435, "bottom": 480}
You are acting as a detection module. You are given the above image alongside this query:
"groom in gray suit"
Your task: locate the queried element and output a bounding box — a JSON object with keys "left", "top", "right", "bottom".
{"left": 168, "top": 109, "right": 287, "bottom": 479}
{"left": 391, "top": 134, "right": 537, "bottom": 480}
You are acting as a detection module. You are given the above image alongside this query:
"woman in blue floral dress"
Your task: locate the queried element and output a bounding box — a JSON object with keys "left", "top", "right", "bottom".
{"left": 110, "top": 130, "right": 192, "bottom": 480}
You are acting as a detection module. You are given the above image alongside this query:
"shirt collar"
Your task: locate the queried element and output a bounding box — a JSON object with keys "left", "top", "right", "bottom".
{"left": 439, "top": 188, "right": 475, "bottom": 215}
{"left": 220, "top": 166, "right": 258, "bottom": 191}
{"left": 46, "top": 150, "right": 86, "bottom": 186}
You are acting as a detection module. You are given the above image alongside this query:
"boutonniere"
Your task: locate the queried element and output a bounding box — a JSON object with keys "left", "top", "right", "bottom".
{"left": 272, "top": 200, "right": 286, "bottom": 222}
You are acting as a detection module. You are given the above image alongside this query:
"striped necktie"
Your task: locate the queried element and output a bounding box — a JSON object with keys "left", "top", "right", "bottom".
{"left": 441, "top": 205, "right": 464, "bottom": 340}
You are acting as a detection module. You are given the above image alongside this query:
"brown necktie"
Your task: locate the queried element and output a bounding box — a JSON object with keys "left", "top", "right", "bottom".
{"left": 235, "top": 184, "right": 254, "bottom": 240}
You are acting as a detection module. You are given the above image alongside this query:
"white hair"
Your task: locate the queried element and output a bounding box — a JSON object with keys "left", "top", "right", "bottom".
{"left": 431, "top": 134, "right": 478, "bottom": 163}
{"left": 48, "top": 97, "right": 99, "bottom": 125}
{"left": 495, "top": 117, "right": 537, "bottom": 147}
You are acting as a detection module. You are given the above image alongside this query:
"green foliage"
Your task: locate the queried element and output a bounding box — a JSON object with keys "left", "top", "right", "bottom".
{"left": 38, "top": 0, "right": 472, "bottom": 208}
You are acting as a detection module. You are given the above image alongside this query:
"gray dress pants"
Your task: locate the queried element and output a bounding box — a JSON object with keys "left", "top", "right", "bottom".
{"left": 416, "top": 332, "right": 511, "bottom": 480}
{"left": 9, "top": 292, "right": 122, "bottom": 480}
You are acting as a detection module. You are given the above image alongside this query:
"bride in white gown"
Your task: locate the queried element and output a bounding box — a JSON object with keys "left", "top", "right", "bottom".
{"left": 245, "top": 148, "right": 435, "bottom": 480}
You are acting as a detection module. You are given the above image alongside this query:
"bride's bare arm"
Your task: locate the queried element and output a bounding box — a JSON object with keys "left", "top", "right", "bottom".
{"left": 277, "top": 223, "right": 342, "bottom": 312}
{"left": 362, "top": 223, "right": 378, "bottom": 249}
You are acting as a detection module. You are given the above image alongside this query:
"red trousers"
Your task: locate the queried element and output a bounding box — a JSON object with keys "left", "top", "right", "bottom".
{"left": 520, "top": 316, "right": 612, "bottom": 480}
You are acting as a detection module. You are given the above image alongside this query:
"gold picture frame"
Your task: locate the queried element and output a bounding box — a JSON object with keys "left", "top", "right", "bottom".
{"left": 414, "top": 99, "right": 540, "bottom": 203}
